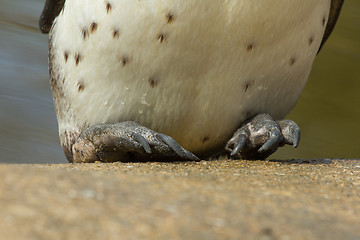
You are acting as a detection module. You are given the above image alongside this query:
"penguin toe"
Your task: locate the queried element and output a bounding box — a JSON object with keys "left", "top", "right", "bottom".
{"left": 277, "top": 119, "right": 301, "bottom": 148}
{"left": 156, "top": 133, "right": 200, "bottom": 161}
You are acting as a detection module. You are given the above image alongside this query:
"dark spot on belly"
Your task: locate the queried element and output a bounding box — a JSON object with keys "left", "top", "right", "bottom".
{"left": 113, "top": 28, "right": 120, "bottom": 38}
{"left": 157, "top": 33, "right": 165, "bottom": 43}
{"left": 166, "top": 12, "right": 175, "bottom": 23}
{"left": 106, "top": 2, "right": 112, "bottom": 13}
{"left": 77, "top": 81, "right": 85, "bottom": 92}
{"left": 75, "top": 53, "right": 83, "bottom": 66}
{"left": 322, "top": 16, "right": 326, "bottom": 26}
{"left": 243, "top": 79, "right": 255, "bottom": 92}
{"left": 50, "top": 77, "right": 55, "bottom": 86}
{"left": 148, "top": 77, "right": 157, "bottom": 88}
{"left": 246, "top": 43, "right": 255, "bottom": 52}
{"left": 289, "top": 57, "right": 296, "bottom": 66}
{"left": 309, "top": 35, "right": 314, "bottom": 46}
{"left": 81, "top": 28, "right": 88, "bottom": 40}
{"left": 64, "top": 51, "right": 69, "bottom": 63}
{"left": 120, "top": 56, "right": 128, "bottom": 66}
{"left": 244, "top": 83, "right": 249, "bottom": 92}
{"left": 202, "top": 137, "right": 210, "bottom": 143}
{"left": 62, "top": 77, "right": 65, "bottom": 84}
{"left": 90, "top": 22, "right": 98, "bottom": 33}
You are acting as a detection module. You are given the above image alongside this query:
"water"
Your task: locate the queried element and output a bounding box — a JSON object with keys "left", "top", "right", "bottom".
{"left": 0, "top": 0, "right": 359, "bottom": 163}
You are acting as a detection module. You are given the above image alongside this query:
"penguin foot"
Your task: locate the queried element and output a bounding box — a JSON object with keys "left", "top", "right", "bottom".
{"left": 225, "top": 113, "right": 300, "bottom": 160}
{"left": 72, "top": 121, "right": 200, "bottom": 163}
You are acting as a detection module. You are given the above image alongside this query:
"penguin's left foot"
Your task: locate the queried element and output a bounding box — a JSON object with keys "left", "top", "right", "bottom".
{"left": 72, "top": 121, "right": 200, "bottom": 163}
{"left": 225, "top": 113, "right": 300, "bottom": 159}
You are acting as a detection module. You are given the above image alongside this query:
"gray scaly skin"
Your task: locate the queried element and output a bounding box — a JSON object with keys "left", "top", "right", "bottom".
{"left": 72, "top": 122, "right": 199, "bottom": 162}
{"left": 40, "top": 0, "right": 344, "bottom": 162}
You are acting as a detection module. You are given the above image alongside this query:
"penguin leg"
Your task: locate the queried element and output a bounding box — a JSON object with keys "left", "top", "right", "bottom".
{"left": 225, "top": 113, "right": 300, "bottom": 160}
{"left": 72, "top": 121, "right": 200, "bottom": 163}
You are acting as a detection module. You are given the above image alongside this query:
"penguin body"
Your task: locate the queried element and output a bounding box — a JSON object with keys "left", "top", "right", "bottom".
{"left": 41, "top": 0, "right": 343, "bottom": 162}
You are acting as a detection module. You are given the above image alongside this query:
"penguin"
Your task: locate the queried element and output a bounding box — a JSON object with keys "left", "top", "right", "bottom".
{"left": 39, "top": 0, "right": 344, "bottom": 162}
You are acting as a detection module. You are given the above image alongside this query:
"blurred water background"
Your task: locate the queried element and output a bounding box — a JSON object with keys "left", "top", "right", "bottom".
{"left": 0, "top": 0, "right": 359, "bottom": 163}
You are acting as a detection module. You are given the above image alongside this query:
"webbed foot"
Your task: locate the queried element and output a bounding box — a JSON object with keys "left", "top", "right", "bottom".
{"left": 72, "top": 122, "right": 200, "bottom": 163}
{"left": 225, "top": 113, "right": 300, "bottom": 159}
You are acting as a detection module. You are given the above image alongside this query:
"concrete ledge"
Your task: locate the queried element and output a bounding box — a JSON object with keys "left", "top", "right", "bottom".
{"left": 0, "top": 159, "right": 359, "bottom": 239}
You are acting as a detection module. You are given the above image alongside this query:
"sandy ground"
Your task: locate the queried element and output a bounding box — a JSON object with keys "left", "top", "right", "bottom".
{"left": 0, "top": 159, "right": 359, "bottom": 240}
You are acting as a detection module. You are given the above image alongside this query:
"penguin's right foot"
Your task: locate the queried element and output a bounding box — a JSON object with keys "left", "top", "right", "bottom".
{"left": 225, "top": 113, "right": 300, "bottom": 160}
{"left": 72, "top": 121, "right": 200, "bottom": 163}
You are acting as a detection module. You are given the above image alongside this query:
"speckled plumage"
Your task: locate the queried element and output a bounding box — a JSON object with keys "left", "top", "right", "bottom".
{"left": 42, "top": 0, "right": 343, "bottom": 162}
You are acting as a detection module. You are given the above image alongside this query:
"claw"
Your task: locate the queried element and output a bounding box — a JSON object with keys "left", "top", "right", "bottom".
{"left": 230, "top": 134, "right": 246, "bottom": 156}
{"left": 182, "top": 149, "right": 201, "bottom": 162}
{"left": 157, "top": 133, "right": 200, "bottom": 161}
{"left": 277, "top": 120, "right": 301, "bottom": 148}
{"left": 258, "top": 129, "right": 282, "bottom": 153}
{"left": 157, "top": 133, "right": 186, "bottom": 158}
{"left": 292, "top": 128, "right": 301, "bottom": 148}
{"left": 131, "top": 132, "right": 152, "bottom": 154}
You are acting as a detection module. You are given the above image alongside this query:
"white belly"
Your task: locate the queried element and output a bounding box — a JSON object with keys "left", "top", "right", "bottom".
{"left": 50, "top": 0, "right": 330, "bottom": 155}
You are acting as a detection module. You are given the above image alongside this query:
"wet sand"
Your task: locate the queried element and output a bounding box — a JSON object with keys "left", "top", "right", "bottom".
{"left": 1, "top": 159, "right": 359, "bottom": 239}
